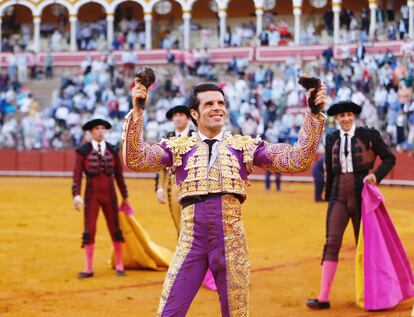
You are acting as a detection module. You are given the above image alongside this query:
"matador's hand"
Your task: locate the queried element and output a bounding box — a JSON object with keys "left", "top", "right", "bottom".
{"left": 73, "top": 195, "right": 84, "bottom": 212}
{"left": 156, "top": 189, "right": 167, "bottom": 204}
{"left": 363, "top": 173, "right": 377, "bottom": 185}
{"left": 131, "top": 79, "right": 148, "bottom": 111}
{"left": 307, "top": 83, "right": 327, "bottom": 114}
{"left": 121, "top": 198, "right": 131, "bottom": 208}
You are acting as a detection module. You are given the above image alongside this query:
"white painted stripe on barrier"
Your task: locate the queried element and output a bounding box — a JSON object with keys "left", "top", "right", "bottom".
{"left": 1, "top": 171, "right": 413, "bottom": 186}
{"left": 249, "top": 175, "right": 313, "bottom": 182}
{"left": 0, "top": 171, "right": 154, "bottom": 178}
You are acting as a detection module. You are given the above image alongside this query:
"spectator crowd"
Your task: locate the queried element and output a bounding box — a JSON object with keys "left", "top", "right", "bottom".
{"left": 1, "top": 44, "right": 414, "bottom": 154}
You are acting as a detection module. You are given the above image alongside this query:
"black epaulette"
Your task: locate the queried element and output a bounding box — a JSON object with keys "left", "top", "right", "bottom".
{"left": 325, "top": 130, "right": 339, "bottom": 147}
{"left": 75, "top": 143, "right": 92, "bottom": 156}
{"left": 106, "top": 142, "right": 119, "bottom": 155}
{"left": 368, "top": 127, "right": 381, "bottom": 136}
{"left": 355, "top": 127, "right": 373, "bottom": 148}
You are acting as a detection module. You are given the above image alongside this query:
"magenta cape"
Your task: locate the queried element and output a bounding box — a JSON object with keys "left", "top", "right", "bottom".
{"left": 356, "top": 184, "right": 414, "bottom": 310}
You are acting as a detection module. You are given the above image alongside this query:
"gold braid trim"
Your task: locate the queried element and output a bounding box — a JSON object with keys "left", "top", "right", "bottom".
{"left": 164, "top": 134, "right": 198, "bottom": 166}
{"left": 226, "top": 133, "right": 262, "bottom": 163}
{"left": 222, "top": 195, "right": 250, "bottom": 316}
{"left": 261, "top": 112, "right": 325, "bottom": 173}
{"left": 122, "top": 111, "right": 167, "bottom": 172}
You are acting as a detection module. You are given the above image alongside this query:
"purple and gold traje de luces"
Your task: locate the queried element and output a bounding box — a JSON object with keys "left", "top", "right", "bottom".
{"left": 122, "top": 110, "right": 325, "bottom": 317}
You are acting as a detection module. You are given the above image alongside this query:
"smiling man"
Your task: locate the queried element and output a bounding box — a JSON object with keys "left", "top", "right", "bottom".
{"left": 307, "top": 101, "right": 396, "bottom": 310}
{"left": 123, "top": 81, "right": 327, "bottom": 317}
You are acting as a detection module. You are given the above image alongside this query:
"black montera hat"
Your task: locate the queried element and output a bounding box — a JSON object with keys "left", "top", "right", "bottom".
{"left": 166, "top": 105, "right": 191, "bottom": 120}
{"left": 82, "top": 119, "right": 112, "bottom": 131}
{"left": 327, "top": 101, "right": 362, "bottom": 116}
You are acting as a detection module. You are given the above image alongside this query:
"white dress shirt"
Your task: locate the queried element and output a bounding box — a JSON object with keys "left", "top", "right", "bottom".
{"left": 339, "top": 124, "right": 356, "bottom": 173}
{"left": 91, "top": 139, "right": 106, "bottom": 156}
{"left": 197, "top": 130, "right": 224, "bottom": 168}
{"left": 175, "top": 124, "right": 190, "bottom": 138}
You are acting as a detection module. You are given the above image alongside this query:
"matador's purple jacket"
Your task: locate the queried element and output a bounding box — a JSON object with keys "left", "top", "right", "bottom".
{"left": 122, "top": 109, "right": 325, "bottom": 317}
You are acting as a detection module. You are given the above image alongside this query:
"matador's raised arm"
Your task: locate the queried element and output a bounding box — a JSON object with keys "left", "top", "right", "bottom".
{"left": 253, "top": 112, "right": 325, "bottom": 173}
{"left": 122, "top": 109, "right": 173, "bottom": 172}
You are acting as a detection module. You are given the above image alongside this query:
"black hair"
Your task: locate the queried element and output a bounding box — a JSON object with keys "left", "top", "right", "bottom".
{"left": 187, "top": 83, "right": 225, "bottom": 126}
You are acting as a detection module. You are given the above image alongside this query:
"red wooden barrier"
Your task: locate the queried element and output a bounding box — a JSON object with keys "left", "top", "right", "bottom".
{"left": 65, "top": 151, "right": 76, "bottom": 172}
{"left": 0, "top": 150, "right": 17, "bottom": 170}
{"left": 0, "top": 150, "right": 412, "bottom": 183}
{"left": 0, "top": 41, "right": 403, "bottom": 67}
{"left": 16, "top": 151, "right": 41, "bottom": 171}
{"left": 40, "top": 151, "right": 66, "bottom": 171}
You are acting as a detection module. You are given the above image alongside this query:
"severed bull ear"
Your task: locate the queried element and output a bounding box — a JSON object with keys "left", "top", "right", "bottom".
{"left": 298, "top": 74, "right": 322, "bottom": 115}
{"left": 133, "top": 67, "right": 156, "bottom": 88}
{"left": 298, "top": 74, "right": 321, "bottom": 90}
{"left": 133, "top": 67, "right": 156, "bottom": 109}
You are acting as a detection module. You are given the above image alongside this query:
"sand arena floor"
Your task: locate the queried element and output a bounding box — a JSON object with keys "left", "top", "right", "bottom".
{"left": 0, "top": 177, "right": 413, "bottom": 317}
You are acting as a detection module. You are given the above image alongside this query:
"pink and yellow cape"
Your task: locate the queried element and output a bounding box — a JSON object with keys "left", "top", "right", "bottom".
{"left": 356, "top": 184, "right": 414, "bottom": 310}
{"left": 110, "top": 204, "right": 173, "bottom": 270}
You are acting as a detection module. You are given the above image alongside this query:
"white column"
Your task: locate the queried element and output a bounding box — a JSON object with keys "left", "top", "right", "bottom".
{"left": 255, "top": 6, "right": 263, "bottom": 44}
{"left": 144, "top": 12, "right": 152, "bottom": 50}
{"left": 293, "top": 0, "right": 303, "bottom": 45}
{"left": 33, "top": 16, "right": 41, "bottom": 52}
{"left": 106, "top": 14, "right": 114, "bottom": 49}
{"left": 332, "top": 0, "right": 342, "bottom": 44}
{"left": 183, "top": 11, "right": 191, "bottom": 50}
{"left": 218, "top": 9, "right": 227, "bottom": 48}
{"left": 369, "top": 0, "right": 378, "bottom": 38}
{"left": 408, "top": 0, "right": 414, "bottom": 39}
{"left": 70, "top": 15, "right": 77, "bottom": 51}
{"left": 0, "top": 17, "right": 2, "bottom": 52}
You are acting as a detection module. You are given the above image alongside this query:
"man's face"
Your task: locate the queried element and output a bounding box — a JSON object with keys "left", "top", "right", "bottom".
{"left": 335, "top": 112, "right": 356, "bottom": 132}
{"left": 191, "top": 91, "right": 227, "bottom": 132}
{"left": 172, "top": 112, "right": 190, "bottom": 131}
{"left": 90, "top": 125, "right": 106, "bottom": 142}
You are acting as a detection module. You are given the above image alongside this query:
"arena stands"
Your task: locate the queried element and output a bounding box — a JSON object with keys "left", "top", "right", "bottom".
{"left": 1, "top": 45, "right": 414, "bottom": 155}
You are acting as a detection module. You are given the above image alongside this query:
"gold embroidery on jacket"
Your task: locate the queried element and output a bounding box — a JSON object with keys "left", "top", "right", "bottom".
{"left": 164, "top": 135, "right": 198, "bottom": 166}
{"left": 122, "top": 112, "right": 166, "bottom": 172}
{"left": 261, "top": 112, "right": 325, "bottom": 173}
{"left": 227, "top": 134, "right": 261, "bottom": 163}
{"left": 178, "top": 143, "right": 209, "bottom": 198}
{"left": 222, "top": 195, "right": 250, "bottom": 316}
{"left": 177, "top": 138, "right": 248, "bottom": 201}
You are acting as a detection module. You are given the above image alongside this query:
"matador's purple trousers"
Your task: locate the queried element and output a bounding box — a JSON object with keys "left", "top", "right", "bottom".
{"left": 157, "top": 194, "right": 250, "bottom": 317}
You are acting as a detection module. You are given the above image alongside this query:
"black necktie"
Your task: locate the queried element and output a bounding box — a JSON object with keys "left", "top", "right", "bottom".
{"left": 97, "top": 144, "right": 102, "bottom": 157}
{"left": 204, "top": 139, "right": 217, "bottom": 161}
{"left": 344, "top": 133, "right": 349, "bottom": 157}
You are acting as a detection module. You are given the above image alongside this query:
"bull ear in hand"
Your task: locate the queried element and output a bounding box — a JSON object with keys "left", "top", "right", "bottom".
{"left": 132, "top": 67, "right": 156, "bottom": 109}
{"left": 298, "top": 74, "right": 322, "bottom": 115}
{"left": 298, "top": 74, "right": 321, "bottom": 90}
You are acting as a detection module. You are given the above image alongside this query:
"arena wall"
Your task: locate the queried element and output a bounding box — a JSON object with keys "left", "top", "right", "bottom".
{"left": 0, "top": 40, "right": 403, "bottom": 67}
{"left": 0, "top": 150, "right": 412, "bottom": 186}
